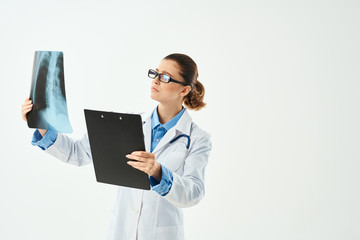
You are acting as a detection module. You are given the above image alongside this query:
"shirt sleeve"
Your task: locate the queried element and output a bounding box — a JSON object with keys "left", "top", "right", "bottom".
{"left": 31, "top": 129, "right": 58, "bottom": 150}
{"left": 149, "top": 164, "right": 173, "bottom": 196}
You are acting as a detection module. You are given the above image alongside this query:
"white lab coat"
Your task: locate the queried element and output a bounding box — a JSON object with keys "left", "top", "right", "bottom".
{"left": 42, "top": 107, "right": 212, "bottom": 240}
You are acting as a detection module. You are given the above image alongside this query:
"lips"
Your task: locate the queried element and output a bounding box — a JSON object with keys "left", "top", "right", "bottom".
{"left": 151, "top": 86, "right": 159, "bottom": 92}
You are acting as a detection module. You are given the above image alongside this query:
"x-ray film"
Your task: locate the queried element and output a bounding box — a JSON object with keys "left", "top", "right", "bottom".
{"left": 27, "top": 51, "right": 73, "bottom": 133}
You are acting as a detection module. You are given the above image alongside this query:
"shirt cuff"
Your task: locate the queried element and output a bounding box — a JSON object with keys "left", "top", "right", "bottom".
{"left": 149, "top": 164, "right": 173, "bottom": 196}
{"left": 31, "top": 128, "right": 58, "bottom": 150}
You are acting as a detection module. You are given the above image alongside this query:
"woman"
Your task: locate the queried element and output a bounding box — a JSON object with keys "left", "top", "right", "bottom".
{"left": 21, "top": 53, "right": 212, "bottom": 240}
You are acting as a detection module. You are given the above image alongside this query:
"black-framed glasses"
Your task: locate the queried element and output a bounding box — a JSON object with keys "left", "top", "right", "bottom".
{"left": 148, "top": 69, "right": 188, "bottom": 86}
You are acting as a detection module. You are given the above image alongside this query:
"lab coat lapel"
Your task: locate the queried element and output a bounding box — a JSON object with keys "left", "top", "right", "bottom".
{"left": 173, "top": 109, "right": 192, "bottom": 136}
{"left": 152, "top": 128, "right": 176, "bottom": 154}
{"left": 142, "top": 112, "right": 153, "bottom": 153}
{"left": 152, "top": 109, "right": 192, "bottom": 154}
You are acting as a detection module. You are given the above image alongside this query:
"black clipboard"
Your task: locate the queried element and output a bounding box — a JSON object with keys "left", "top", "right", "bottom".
{"left": 84, "top": 109, "right": 150, "bottom": 190}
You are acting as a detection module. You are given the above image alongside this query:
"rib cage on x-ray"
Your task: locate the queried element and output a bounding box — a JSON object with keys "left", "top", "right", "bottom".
{"left": 27, "top": 51, "right": 73, "bottom": 133}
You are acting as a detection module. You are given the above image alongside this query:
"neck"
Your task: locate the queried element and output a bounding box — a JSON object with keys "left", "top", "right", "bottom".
{"left": 157, "top": 102, "right": 183, "bottom": 124}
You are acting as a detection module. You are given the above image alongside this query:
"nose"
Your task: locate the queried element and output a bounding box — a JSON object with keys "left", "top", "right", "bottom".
{"left": 152, "top": 77, "right": 160, "bottom": 85}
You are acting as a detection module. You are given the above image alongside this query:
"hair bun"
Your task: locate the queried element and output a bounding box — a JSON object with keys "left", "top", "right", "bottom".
{"left": 184, "top": 79, "right": 206, "bottom": 111}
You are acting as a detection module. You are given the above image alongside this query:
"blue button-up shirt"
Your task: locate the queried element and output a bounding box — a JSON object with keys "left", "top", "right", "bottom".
{"left": 31, "top": 106, "right": 185, "bottom": 196}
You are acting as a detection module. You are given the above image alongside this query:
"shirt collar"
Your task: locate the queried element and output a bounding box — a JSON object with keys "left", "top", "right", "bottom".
{"left": 151, "top": 105, "right": 186, "bottom": 131}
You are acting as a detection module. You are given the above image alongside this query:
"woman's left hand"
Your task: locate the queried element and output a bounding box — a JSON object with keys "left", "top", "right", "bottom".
{"left": 126, "top": 151, "right": 162, "bottom": 182}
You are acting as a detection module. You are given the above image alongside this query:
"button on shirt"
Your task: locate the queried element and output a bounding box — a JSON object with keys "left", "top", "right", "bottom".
{"left": 31, "top": 106, "right": 186, "bottom": 197}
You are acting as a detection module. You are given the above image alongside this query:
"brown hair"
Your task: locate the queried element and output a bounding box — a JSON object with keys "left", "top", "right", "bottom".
{"left": 163, "top": 53, "right": 206, "bottom": 111}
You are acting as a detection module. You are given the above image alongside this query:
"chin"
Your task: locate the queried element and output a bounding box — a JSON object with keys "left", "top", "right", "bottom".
{"left": 150, "top": 92, "right": 160, "bottom": 101}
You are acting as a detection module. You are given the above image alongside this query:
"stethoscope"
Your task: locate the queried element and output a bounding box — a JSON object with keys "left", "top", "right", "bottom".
{"left": 143, "top": 122, "right": 191, "bottom": 150}
{"left": 170, "top": 134, "right": 191, "bottom": 149}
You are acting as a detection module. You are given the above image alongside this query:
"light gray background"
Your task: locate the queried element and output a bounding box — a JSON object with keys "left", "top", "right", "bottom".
{"left": 1, "top": 0, "right": 359, "bottom": 239}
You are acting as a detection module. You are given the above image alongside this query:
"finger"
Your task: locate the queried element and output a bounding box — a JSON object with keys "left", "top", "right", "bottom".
{"left": 130, "top": 151, "right": 148, "bottom": 157}
{"left": 23, "top": 102, "right": 33, "bottom": 107}
{"left": 127, "top": 161, "right": 149, "bottom": 168}
{"left": 127, "top": 161, "right": 150, "bottom": 173}
{"left": 23, "top": 108, "right": 32, "bottom": 113}
{"left": 23, "top": 99, "right": 32, "bottom": 105}
{"left": 131, "top": 151, "right": 154, "bottom": 158}
{"left": 22, "top": 110, "right": 30, "bottom": 116}
{"left": 22, "top": 106, "right": 33, "bottom": 112}
{"left": 126, "top": 154, "right": 148, "bottom": 162}
{"left": 22, "top": 102, "right": 33, "bottom": 108}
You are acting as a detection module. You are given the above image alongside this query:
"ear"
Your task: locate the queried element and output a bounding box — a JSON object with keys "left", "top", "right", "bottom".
{"left": 179, "top": 85, "right": 192, "bottom": 97}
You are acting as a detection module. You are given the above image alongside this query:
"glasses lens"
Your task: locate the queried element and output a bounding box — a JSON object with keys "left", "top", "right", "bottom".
{"left": 160, "top": 74, "right": 170, "bottom": 83}
{"left": 148, "top": 69, "right": 157, "bottom": 79}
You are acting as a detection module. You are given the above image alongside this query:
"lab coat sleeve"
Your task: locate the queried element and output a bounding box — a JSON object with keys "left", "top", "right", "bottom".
{"left": 163, "top": 132, "right": 212, "bottom": 208}
{"left": 38, "top": 112, "right": 147, "bottom": 167}
{"left": 43, "top": 132, "right": 93, "bottom": 167}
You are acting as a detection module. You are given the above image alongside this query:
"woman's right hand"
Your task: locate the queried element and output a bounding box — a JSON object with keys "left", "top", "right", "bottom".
{"left": 22, "top": 97, "right": 47, "bottom": 137}
{"left": 22, "top": 97, "right": 33, "bottom": 122}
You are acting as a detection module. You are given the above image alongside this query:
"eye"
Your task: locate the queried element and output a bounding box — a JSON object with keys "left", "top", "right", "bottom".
{"left": 162, "top": 75, "right": 170, "bottom": 82}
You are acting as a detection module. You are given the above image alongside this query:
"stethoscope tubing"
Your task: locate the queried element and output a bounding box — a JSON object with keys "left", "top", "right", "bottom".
{"left": 170, "top": 134, "right": 191, "bottom": 149}
{"left": 143, "top": 121, "right": 191, "bottom": 150}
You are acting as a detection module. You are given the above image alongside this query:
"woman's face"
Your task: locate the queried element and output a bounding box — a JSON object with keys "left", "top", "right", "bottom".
{"left": 150, "top": 59, "right": 190, "bottom": 105}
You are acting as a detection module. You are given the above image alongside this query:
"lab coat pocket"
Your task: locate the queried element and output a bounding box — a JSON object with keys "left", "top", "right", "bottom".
{"left": 163, "top": 151, "right": 187, "bottom": 173}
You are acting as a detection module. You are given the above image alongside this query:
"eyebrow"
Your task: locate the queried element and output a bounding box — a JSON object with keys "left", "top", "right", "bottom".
{"left": 156, "top": 68, "right": 173, "bottom": 77}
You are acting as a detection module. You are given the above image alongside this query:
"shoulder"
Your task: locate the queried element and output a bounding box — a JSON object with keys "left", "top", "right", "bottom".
{"left": 191, "top": 120, "right": 211, "bottom": 137}
{"left": 140, "top": 108, "right": 156, "bottom": 122}
{"left": 139, "top": 112, "right": 148, "bottom": 121}
{"left": 190, "top": 122, "right": 212, "bottom": 146}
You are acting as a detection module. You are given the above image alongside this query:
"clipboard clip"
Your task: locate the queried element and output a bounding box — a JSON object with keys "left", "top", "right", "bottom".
{"left": 100, "top": 114, "right": 122, "bottom": 120}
